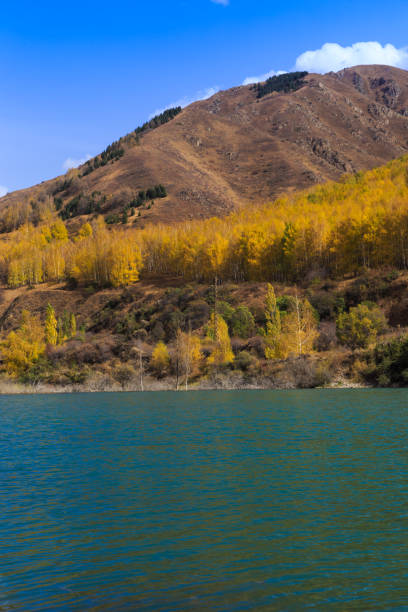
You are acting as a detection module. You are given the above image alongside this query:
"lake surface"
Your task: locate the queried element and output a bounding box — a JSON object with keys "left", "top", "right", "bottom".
{"left": 1, "top": 390, "right": 408, "bottom": 610}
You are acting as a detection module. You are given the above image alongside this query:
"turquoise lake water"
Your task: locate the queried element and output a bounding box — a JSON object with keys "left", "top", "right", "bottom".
{"left": 1, "top": 389, "right": 408, "bottom": 610}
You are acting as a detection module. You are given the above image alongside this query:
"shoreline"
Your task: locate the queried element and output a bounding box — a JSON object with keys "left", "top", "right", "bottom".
{"left": 0, "top": 378, "right": 373, "bottom": 395}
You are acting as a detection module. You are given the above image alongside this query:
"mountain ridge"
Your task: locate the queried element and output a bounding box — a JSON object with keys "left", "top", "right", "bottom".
{"left": 2, "top": 64, "right": 408, "bottom": 229}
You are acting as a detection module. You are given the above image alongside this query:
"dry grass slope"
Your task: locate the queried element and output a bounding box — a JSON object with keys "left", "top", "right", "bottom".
{"left": 3, "top": 65, "right": 408, "bottom": 227}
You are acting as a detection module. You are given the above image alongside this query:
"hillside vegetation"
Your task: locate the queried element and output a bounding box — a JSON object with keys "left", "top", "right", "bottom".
{"left": 1, "top": 157, "right": 408, "bottom": 390}
{"left": 253, "top": 71, "right": 308, "bottom": 98}
{"left": 2, "top": 156, "right": 408, "bottom": 288}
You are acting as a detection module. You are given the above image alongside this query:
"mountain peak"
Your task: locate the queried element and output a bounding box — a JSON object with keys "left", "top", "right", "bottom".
{"left": 2, "top": 64, "right": 408, "bottom": 231}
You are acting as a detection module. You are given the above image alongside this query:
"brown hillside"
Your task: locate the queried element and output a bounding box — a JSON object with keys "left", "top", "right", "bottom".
{"left": 3, "top": 64, "right": 408, "bottom": 226}
{"left": 1, "top": 269, "right": 408, "bottom": 391}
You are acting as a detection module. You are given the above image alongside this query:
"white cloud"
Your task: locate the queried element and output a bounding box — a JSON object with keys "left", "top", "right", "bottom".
{"left": 242, "top": 41, "right": 408, "bottom": 87}
{"left": 295, "top": 42, "right": 408, "bottom": 74}
{"left": 242, "top": 69, "right": 286, "bottom": 86}
{"left": 211, "top": 0, "right": 229, "bottom": 5}
{"left": 0, "top": 185, "right": 8, "bottom": 197}
{"left": 149, "top": 86, "right": 220, "bottom": 119}
{"left": 62, "top": 154, "right": 92, "bottom": 171}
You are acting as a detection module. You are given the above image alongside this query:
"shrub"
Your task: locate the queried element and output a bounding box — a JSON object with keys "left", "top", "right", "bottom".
{"left": 151, "top": 341, "right": 170, "bottom": 376}
{"left": 216, "top": 301, "right": 235, "bottom": 325}
{"left": 287, "top": 356, "right": 332, "bottom": 388}
{"left": 316, "top": 322, "right": 337, "bottom": 352}
{"left": 246, "top": 335, "right": 267, "bottom": 358}
{"left": 388, "top": 299, "right": 408, "bottom": 327}
{"left": 1, "top": 310, "right": 45, "bottom": 378}
{"left": 231, "top": 306, "right": 255, "bottom": 338}
{"left": 308, "top": 291, "right": 336, "bottom": 320}
{"left": 184, "top": 300, "right": 210, "bottom": 329}
{"left": 234, "top": 350, "right": 256, "bottom": 371}
{"left": 105, "top": 213, "right": 120, "bottom": 225}
{"left": 367, "top": 337, "right": 408, "bottom": 386}
{"left": 113, "top": 363, "right": 136, "bottom": 388}
{"left": 336, "top": 303, "right": 386, "bottom": 350}
{"left": 151, "top": 320, "right": 165, "bottom": 342}
{"left": 276, "top": 295, "right": 296, "bottom": 312}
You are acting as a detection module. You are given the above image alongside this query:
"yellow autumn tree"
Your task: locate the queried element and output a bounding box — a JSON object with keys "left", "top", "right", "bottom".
{"left": 151, "top": 341, "right": 170, "bottom": 376}
{"left": 78, "top": 222, "right": 93, "bottom": 239}
{"left": 50, "top": 220, "right": 68, "bottom": 242}
{"left": 108, "top": 236, "right": 143, "bottom": 287}
{"left": 281, "top": 294, "right": 318, "bottom": 356}
{"left": 45, "top": 303, "right": 58, "bottom": 345}
{"left": 44, "top": 243, "right": 66, "bottom": 281}
{"left": 4, "top": 155, "right": 408, "bottom": 287}
{"left": 1, "top": 310, "right": 45, "bottom": 377}
{"left": 175, "top": 328, "right": 203, "bottom": 389}
{"left": 70, "top": 313, "right": 77, "bottom": 338}
{"left": 207, "top": 313, "right": 234, "bottom": 366}
{"left": 7, "top": 259, "right": 25, "bottom": 288}
{"left": 264, "top": 284, "right": 281, "bottom": 359}
{"left": 69, "top": 222, "right": 142, "bottom": 287}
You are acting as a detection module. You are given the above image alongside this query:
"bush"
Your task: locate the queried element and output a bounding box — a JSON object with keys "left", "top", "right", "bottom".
{"left": 113, "top": 363, "right": 136, "bottom": 388}
{"left": 367, "top": 337, "right": 408, "bottom": 386}
{"left": 246, "top": 335, "right": 267, "bottom": 358}
{"left": 316, "top": 322, "right": 337, "bottom": 352}
{"left": 105, "top": 213, "right": 120, "bottom": 225}
{"left": 234, "top": 350, "right": 256, "bottom": 371}
{"left": 231, "top": 306, "right": 255, "bottom": 338}
{"left": 308, "top": 291, "right": 336, "bottom": 320}
{"left": 150, "top": 341, "right": 170, "bottom": 377}
{"left": 184, "top": 300, "right": 210, "bottom": 329}
{"left": 151, "top": 320, "right": 165, "bottom": 342}
{"left": 217, "top": 301, "right": 235, "bottom": 325}
{"left": 388, "top": 298, "right": 408, "bottom": 327}
{"left": 336, "top": 303, "right": 386, "bottom": 350}
{"left": 276, "top": 295, "right": 296, "bottom": 312}
{"left": 287, "top": 356, "right": 332, "bottom": 388}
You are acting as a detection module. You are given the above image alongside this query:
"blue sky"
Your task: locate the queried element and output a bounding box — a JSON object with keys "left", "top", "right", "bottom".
{"left": 1, "top": 0, "right": 408, "bottom": 194}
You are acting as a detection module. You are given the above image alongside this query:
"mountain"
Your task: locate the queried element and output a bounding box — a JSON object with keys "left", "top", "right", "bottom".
{"left": 3, "top": 64, "right": 408, "bottom": 229}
